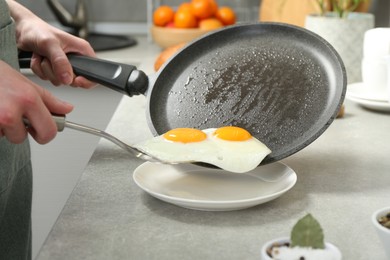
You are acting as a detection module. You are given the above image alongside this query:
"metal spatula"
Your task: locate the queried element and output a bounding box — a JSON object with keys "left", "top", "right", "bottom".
{"left": 24, "top": 115, "right": 166, "bottom": 164}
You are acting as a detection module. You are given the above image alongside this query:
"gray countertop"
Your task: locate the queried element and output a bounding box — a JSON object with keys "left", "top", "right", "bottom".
{"left": 36, "top": 38, "right": 390, "bottom": 260}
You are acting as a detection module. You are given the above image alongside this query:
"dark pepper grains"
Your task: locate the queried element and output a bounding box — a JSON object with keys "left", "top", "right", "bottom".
{"left": 266, "top": 242, "right": 290, "bottom": 257}
{"left": 378, "top": 211, "right": 390, "bottom": 229}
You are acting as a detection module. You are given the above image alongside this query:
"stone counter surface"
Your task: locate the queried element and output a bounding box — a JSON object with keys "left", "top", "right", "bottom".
{"left": 36, "top": 39, "right": 390, "bottom": 259}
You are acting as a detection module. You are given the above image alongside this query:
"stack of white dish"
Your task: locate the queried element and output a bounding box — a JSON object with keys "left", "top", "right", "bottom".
{"left": 346, "top": 28, "right": 390, "bottom": 112}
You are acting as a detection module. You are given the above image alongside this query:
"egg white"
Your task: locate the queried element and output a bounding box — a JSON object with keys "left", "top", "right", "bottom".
{"left": 205, "top": 129, "right": 272, "bottom": 173}
{"left": 134, "top": 128, "right": 271, "bottom": 173}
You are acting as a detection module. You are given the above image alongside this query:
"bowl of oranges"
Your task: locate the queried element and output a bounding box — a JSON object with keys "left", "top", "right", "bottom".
{"left": 151, "top": 0, "right": 236, "bottom": 49}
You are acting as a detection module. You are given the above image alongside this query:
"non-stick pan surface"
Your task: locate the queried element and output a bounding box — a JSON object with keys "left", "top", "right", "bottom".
{"left": 147, "top": 22, "right": 346, "bottom": 165}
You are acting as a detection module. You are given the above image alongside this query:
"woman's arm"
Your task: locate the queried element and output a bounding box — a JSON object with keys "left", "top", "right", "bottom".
{"left": 6, "top": 0, "right": 96, "bottom": 88}
{"left": 0, "top": 1, "right": 96, "bottom": 144}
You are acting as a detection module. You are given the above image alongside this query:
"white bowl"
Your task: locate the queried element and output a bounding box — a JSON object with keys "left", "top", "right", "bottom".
{"left": 260, "top": 237, "right": 342, "bottom": 260}
{"left": 372, "top": 206, "right": 390, "bottom": 259}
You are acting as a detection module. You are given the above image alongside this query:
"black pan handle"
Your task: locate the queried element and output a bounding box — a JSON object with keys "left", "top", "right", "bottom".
{"left": 67, "top": 54, "right": 148, "bottom": 96}
{"left": 18, "top": 51, "right": 148, "bottom": 97}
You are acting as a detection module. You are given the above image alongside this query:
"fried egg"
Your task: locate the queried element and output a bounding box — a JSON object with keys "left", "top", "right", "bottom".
{"left": 134, "top": 126, "right": 271, "bottom": 173}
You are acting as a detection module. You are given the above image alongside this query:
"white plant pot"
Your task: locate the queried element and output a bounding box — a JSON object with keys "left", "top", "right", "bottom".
{"left": 261, "top": 237, "right": 342, "bottom": 260}
{"left": 305, "top": 12, "right": 374, "bottom": 84}
{"left": 372, "top": 206, "right": 390, "bottom": 260}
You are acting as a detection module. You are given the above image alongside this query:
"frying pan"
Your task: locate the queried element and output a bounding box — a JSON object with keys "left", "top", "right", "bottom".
{"left": 20, "top": 22, "right": 346, "bottom": 166}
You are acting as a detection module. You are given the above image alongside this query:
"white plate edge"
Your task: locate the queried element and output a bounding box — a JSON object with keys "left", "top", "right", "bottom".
{"left": 132, "top": 162, "right": 297, "bottom": 207}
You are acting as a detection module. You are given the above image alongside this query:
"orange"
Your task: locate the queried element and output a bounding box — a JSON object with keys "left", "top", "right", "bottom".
{"left": 209, "top": 0, "right": 218, "bottom": 16}
{"left": 153, "top": 6, "right": 175, "bottom": 27}
{"left": 199, "top": 18, "right": 223, "bottom": 30}
{"left": 174, "top": 10, "right": 198, "bottom": 28}
{"left": 177, "top": 2, "right": 192, "bottom": 13}
{"left": 216, "top": 6, "right": 236, "bottom": 25}
{"left": 154, "top": 43, "right": 186, "bottom": 71}
{"left": 190, "top": 0, "right": 218, "bottom": 20}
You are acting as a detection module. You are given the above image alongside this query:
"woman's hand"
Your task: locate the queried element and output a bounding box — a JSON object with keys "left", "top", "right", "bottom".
{"left": 0, "top": 61, "right": 74, "bottom": 144}
{"left": 7, "top": 0, "right": 97, "bottom": 88}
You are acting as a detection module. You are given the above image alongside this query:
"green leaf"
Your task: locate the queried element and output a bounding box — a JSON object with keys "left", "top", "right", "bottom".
{"left": 290, "top": 213, "right": 325, "bottom": 249}
{"left": 317, "top": 0, "right": 366, "bottom": 17}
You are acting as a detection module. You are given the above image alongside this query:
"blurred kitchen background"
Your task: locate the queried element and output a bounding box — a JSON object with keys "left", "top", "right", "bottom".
{"left": 18, "top": 0, "right": 390, "bottom": 37}
{"left": 18, "top": 0, "right": 261, "bottom": 38}
{"left": 15, "top": 0, "right": 389, "bottom": 259}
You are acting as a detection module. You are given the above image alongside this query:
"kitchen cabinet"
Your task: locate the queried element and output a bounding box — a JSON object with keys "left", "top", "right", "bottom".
{"left": 27, "top": 76, "right": 122, "bottom": 259}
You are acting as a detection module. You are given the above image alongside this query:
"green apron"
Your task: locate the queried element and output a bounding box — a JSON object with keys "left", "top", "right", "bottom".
{"left": 0, "top": 1, "right": 33, "bottom": 259}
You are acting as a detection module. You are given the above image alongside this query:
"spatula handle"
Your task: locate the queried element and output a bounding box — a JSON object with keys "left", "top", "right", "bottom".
{"left": 23, "top": 114, "right": 66, "bottom": 132}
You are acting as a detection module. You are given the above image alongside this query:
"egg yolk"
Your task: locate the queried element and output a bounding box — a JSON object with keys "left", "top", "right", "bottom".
{"left": 213, "top": 126, "right": 252, "bottom": 141}
{"left": 163, "top": 128, "right": 207, "bottom": 143}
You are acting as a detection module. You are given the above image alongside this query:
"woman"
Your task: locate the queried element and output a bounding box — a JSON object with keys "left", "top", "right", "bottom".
{"left": 0, "top": 0, "right": 96, "bottom": 258}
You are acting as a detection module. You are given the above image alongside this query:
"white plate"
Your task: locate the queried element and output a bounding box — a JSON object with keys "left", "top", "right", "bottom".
{"left": 346, "top": 82, "right": 390, "bottom": 112}
{"left": 347, "top": 96, "right": 390, "bottom": 112}
{"left": 133, "top": 162, "right": 297, "bottom": 211}
{"left": 347, "top": 82, "right": 389, "bottom": 102}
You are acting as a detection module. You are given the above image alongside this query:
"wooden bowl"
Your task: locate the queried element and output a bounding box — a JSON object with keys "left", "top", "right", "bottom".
{"left": 150, "top": 25, "right": 216, "bottom": 49}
